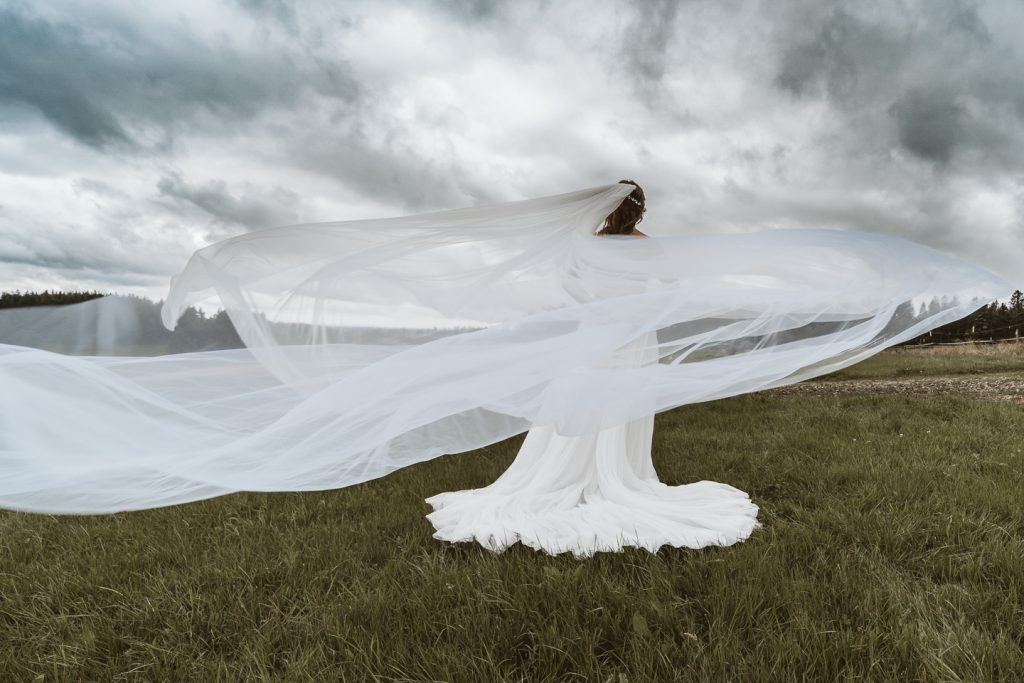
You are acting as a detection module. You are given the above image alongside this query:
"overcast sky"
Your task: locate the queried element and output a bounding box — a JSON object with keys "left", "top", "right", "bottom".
{"left": 1, "top": 0, "right": 1021, "bottom": 300}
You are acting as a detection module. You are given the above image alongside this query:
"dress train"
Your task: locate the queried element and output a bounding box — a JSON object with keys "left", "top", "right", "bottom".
{"left": 425, "top": 328, "right": 760, "bottom": 557}
{"left": 424, "top": 415, "right": 759, "bottom": 557}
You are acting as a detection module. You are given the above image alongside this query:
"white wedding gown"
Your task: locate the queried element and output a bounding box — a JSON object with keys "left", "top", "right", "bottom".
{"left": 426, "top": 269, "right": 759, "bottom": 557}
{"left": 425, "top": 330, "right": 759, "bottom": 557}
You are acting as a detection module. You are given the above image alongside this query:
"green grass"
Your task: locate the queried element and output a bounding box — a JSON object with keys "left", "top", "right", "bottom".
{"left": 825, "top": 341, "right": 1024, "bottom": 380}
{"left": 1, "top": 355, "right": 1023, "bottom": 680}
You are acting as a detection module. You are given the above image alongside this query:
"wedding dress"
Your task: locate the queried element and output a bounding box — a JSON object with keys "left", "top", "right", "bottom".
{"left": 425, "top": 330, "right": 759, "bottom": 557}
{"left": 0, "top": 183, "right": 1011, "bottom": 557}
{"left": 425, "top": 261, "right": 757, "bottom": 556}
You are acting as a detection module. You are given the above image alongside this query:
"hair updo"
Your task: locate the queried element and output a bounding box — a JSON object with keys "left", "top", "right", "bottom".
{"left": 596, "top": 180, "right": 646, "bottom": 235}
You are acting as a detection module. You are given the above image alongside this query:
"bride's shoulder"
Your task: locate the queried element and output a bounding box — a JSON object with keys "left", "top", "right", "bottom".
{"left": 630, "top": 229, "right": 648, "bottom": 237}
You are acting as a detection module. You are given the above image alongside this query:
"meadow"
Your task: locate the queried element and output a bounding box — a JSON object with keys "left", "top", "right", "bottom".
{"left": 1, "top": 343, "right": 1022, "bottom": 681}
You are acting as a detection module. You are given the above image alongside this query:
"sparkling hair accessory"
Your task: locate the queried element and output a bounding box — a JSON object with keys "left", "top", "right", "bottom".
{"left": 625, "top": 195, "right": 643, "bottom": 206}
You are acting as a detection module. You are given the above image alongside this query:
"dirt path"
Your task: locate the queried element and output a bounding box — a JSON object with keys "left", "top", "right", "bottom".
{"left": 760, "top": 373, "right": 1024, "bottom": 404}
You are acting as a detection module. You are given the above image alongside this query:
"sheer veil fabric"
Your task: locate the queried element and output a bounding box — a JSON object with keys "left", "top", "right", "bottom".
{"left": 0, "top": 183, "right": 1012, "bottom": 552}
{"left": 425, "top": 290, "right": 761, "bottom": 557}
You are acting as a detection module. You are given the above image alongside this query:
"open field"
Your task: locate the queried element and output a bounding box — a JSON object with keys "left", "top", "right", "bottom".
{"left": 1, "top": 345, "right": 1022, "bottom": 681}
{"left": 825, "top": 339, "right": 1024, "bottom": 380}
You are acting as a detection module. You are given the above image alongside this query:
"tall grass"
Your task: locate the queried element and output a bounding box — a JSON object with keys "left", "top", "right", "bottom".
{"left": 0, "top": 361, "right": 1022, "bottom": 680}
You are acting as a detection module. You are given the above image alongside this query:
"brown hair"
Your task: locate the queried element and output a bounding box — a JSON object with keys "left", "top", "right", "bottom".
{"left": 596, "top": 180, "right": 645, "bottom": 235}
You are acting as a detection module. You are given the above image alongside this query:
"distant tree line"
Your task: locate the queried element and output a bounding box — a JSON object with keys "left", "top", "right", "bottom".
{"left": 0, "top": 290, "right": 479, "bottom": 353}
{"left": 0, "top": 289, "right": 243, "bottom": 354}
{"left": 1, "top": 288, "right": 1022, "bottom": 351}
{"left": 898, "top": 289, "right": 1024, "bottom": 346}
{"left": 0, "top": 290, "right": 107, "bottom": 308}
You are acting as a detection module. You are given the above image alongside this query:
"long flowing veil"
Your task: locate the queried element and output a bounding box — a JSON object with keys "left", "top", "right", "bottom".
{"left": 0, "top": 182, "right": 1012, "bottom": 513}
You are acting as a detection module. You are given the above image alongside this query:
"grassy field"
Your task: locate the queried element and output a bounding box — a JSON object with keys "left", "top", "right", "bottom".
{"left": 826, "top": 340, "right": 1024, "bottom": 380}
{"left": 1, "top": 346, "right": 1022, "bottom": 681}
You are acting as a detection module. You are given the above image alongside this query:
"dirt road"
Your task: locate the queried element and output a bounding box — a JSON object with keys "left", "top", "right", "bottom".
{"left": 761, "top": 373, "right": 1024, "bottom": 404}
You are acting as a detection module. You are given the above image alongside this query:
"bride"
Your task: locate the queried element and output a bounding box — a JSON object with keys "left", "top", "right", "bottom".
{"left": 0, "top": 180, "right": 1010, "bottom": 558}
{"left": 425, "top": 181, "right": 759, "bottom": 557}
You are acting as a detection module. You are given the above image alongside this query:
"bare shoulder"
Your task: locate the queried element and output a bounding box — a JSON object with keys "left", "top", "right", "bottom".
{"left": 630, "top": 229, "right": 648, "bottom": 237}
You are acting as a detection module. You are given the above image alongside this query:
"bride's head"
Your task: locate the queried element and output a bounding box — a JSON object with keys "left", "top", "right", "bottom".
{"left": 597, "top": 180, "right": 646, "bottom": 235}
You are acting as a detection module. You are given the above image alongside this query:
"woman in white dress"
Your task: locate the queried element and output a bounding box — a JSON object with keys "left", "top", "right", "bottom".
{"left": 0, "top": 180, "right": 1009, "bottom": 540}
{"left": 425, "top": 181, "right": 759, "bottom": 557}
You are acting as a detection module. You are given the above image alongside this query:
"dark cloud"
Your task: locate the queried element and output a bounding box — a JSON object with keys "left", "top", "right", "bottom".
{"left": 889, "top": 87, "right": 968, "bottom": 165}
{"left": 0, "top": 3, "right": 360, "bottom": 150}
{"left": 156, "top": 173, "right": 302, "bottom": 236}
{"left": 946, "top": 2, "right": 993, "bottom": 44}
{"left": 290, "top": 125, "right": 497, "bottom": 212}
{"left": 432, "top": 0, "right": 507, "bottom": 22}
{"left": 0, "top": 2, "right": 487, "bottom": 215}
{"left": 0, "top": 8, "right": 132, "bottom": 148}
{"left": 613, "top": 0, "right": 698, "bottom": 130}
{"left": 774, "top": 9, "right": 869, "bottom": 102}
{"left": 620, "top": 0, "right": 681, "bottom": 85}
{"left": 771, "top": 2, "right": 1024, "bottom": 169}
{"left": 234, "top": 0, "right": 297, "bottom": 29}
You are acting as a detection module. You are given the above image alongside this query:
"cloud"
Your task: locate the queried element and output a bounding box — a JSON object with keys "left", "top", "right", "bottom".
{"left": 156, "top": 173, "right": 301, "bottom": 237}
{"left": 233, "top": 0, "right": 297, "bottom": 30}
{"left": 889, "top": 87, "right": 968, "bottom": 165}
{"left": 0, "top": 2, "right": 360, "bottom": 150}
{"left": 0, "top": 0, "right": 1020, "bottom": 300}
{"left": 430, "top": 0, "right": 507, "bottom": 23}
{"left": 619, "top": 0, "right": 681, "bottom": 86}
{"left": 0, "top": 7, "right": 133, "bottom": 148}
{"left": 771, "top": 2, "right": 1024, "bottom": 170}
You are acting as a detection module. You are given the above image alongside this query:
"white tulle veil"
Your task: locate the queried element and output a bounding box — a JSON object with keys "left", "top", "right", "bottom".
{"left": 0, "top": 182, "right": 1012, "bottom": 513}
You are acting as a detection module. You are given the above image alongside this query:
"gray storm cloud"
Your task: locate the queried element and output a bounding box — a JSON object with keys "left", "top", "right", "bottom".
{"left": 156, "top": 173, "right": 302, "bottom": 239}
{"left": 773, "top": 3, "right": 1024, "bottom": 171}
{"left": 0, "top": 0, "right": 1020, "bottom": 299}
